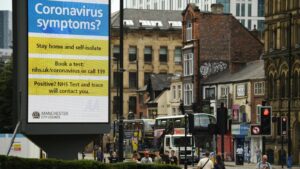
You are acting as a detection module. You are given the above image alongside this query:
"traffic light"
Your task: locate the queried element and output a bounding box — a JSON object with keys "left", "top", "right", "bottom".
{"left": 259, "top": 106, "right": 272, "bottom": 135}
{"left": 217, "top": 103, "right": 228, "bottom": 134}
{"left": 281, "top": 116, "right": 288, "bottom": 136}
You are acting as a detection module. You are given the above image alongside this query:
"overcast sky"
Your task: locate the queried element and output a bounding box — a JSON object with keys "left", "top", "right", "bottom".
{"left": 0, "top": 0, "right": 119, "bottom": 12}
{"left": 0, "top": 0, "right": 12, "bottom": 11}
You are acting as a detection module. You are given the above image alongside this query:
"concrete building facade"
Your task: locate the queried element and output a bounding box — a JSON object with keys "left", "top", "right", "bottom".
{"left": 263, "top": 0, "right": 300, "bottom": 164}
{"left": 0, "top": 11, "right": 12, "bottom": 49}
{"left": 123, "top": 0, "right": 265, "bottom": 31}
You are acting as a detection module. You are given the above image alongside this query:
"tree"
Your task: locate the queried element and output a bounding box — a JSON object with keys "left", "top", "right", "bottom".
{"left": 0, "top": 59, "right": 13, "bottom": 132}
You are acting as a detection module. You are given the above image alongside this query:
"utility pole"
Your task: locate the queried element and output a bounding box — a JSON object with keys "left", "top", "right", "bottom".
{"left": 118, "top": 0, "right": 124, "bottom": 162}
{"left": 184, "top": 113, "right": 188, "bottom": 169}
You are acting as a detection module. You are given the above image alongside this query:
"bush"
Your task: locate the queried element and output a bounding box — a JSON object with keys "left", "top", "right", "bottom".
{"left": 0, "top": 156, "right": 180, "bottom": 169}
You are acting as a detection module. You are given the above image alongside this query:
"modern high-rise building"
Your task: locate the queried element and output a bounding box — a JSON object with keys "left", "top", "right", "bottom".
{"left": 124, "top": 0, "right": 265, "bottom": 31}
{"left": 0, "top": 10, "right": 12, "bottom": 49}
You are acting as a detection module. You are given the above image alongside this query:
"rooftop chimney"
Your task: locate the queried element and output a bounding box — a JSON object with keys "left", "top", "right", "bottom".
{"left": 211, "top": 3, "right": 224, "bottom": 14}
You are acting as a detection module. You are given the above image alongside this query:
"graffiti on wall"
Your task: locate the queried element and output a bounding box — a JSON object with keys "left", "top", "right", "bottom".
{"left": 200, "top": 61, "right": 228, "bottom": 78}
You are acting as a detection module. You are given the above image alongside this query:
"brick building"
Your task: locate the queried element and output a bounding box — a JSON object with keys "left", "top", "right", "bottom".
{"left": 263, "top": 0, "right": 300, "bottom": 164}
{"left": 181, "top": 4, "right": 263, "bottom": 113}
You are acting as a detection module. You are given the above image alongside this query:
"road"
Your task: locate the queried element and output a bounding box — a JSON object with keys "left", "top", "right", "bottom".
{"left": 184, "top": 162, "right": 300, "bottom": 169}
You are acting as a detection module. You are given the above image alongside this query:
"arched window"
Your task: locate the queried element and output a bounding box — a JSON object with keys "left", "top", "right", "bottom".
{"left": 269, "top": 74, "right": 274, "bottom": 99}
{"left": 274, "top": 74, "right": 278, "bottom": 98}
{"left": 280, "top": 73, "right": 287, "bottom": 98}
{"left": 294, "top": 71, "right": 299, "bottom": 98}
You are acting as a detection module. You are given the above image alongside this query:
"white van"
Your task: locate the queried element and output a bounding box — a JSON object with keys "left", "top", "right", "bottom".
{"left": 164, "top": 134, "right": 198, "bottom": 163}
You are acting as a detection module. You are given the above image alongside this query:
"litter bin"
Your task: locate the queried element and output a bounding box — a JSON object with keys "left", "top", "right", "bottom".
{"left": 236, "top": 154, "right": 244, "bottom": 165}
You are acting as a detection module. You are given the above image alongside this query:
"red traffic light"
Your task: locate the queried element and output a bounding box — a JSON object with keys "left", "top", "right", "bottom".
{"left": 263, "top": 108, "right": 270, "bottom": 116}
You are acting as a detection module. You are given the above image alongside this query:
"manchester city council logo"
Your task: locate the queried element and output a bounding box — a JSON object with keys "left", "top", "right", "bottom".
{"left": 32, "top": 111, "right": 40, "bottom": 119}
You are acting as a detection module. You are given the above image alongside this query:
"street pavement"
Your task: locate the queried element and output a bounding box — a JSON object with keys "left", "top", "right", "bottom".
{"left": 185, "top": 162, "right": 300, "bottom": 169}
{"left": 81, "top": 153, "right": 300, "bottom": 169}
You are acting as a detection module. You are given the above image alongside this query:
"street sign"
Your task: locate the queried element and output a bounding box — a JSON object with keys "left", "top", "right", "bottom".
{"left": 251, "top": 125, "right": 261, "bottom": 136}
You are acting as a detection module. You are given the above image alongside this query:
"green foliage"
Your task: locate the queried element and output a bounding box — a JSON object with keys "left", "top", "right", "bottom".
{"left": 0, "top": 60, "right": 13, "bottom": 132}
{"left": 0, "top": 156, "right": 181, "bottom": 169}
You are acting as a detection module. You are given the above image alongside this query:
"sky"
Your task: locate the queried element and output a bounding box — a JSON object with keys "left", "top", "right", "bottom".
{"left": 0, "top": 0, "right": 12, "bottom": 11}
{"left": 0, "top": 0, "right": 120, "bottom": 13}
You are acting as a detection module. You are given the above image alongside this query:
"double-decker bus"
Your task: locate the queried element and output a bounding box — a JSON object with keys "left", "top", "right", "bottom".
{"left": 113, "top": 119, "right": 155, "bottom": 158}
{"left": 154, "top": 113, "right": 216, "bottom": 153}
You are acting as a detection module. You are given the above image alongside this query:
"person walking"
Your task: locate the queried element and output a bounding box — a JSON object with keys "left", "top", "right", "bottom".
{"left": 163, "top": 151, "right": 170, "bottom": 164}
{"left": 197, "top": 151, "right": 214, "bottom": 169}
{"left": 96, "top": 147, "right": 104, "bottom": 162}
{"left": 141, "top": 150, "right": 153, "bottom": 164}
{"left": 214, "top": 155, "right": 225, "bottom": 169}
{"left": 256, "top": 155, "right": 272, "bottom": 169}
{"left": 154, "top": 151, "right": 163, "bottom": 164}
{"left": 169, "top": 150, "right": 178, "bottom": 165}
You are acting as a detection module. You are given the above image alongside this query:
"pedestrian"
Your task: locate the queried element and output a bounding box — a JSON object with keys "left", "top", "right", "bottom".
{"left": 109, "top": 151, "right": 118, "bottom": 163}
{"left": 169, "top": 150, "right": 178, "bottom": 165}
{"left": 256, "top": 155, "right": 272, "bottom": 169}
{"left": 141, "top": 150, "right": 153, "bottom": 164}
{"left": 236, "top": 146, "right": 244, "bottom": 164}
{"left": 197, "top": 151, "right": 214, "bottom": 169}
{"left": 256, "top": 147, "right": 262, "bottom": 163}
{"left": 132, "top": 152, "right": 140, "bottom": 163}
{"left": 163, "top": 151, "right": 170, "bottom": 164}
{"left": 214, "top": 155, "right": 225, "bottom": 169}
{"left": 154, "top": 150, "right": 163, "bottom": 164}
{"left": 96, "top": 147, "right": 104, "bottom": 162}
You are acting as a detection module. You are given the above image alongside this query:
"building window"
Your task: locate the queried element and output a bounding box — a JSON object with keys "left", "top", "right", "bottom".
{"left": 254, "top": 82, "right": 265, "bottom": 95}
{"left": 186, "top": 20, "right": 192, "bottom": 41}
{"left": 113, "top": 96, "right": 120, "bottom": 114}
{"left": 269, "top": 28, "right": 276, "bottom": 50}
{"left": 129, "top": 72, "right": 137, "bottom": 89}
{"left": 154, "top": 2, "right": 158, "bottom": 9}
{"left": 170, "top": 0, "right": 173, "bottom": 10}
{"left": 129, "top": 46, "right": 137, "bottom": 62}
{"left": 144, "top": 72, "right": 151, "bottom": 85}
{"left": 113, "top": 72, "right": 119, "bottom": 88}
{"left": 248, "top": 4, "right": 252, "bottom": 16}
{"left": 257, "top": 20, "right": 264, "bottom": 31}
{"left": 236, "top": 83, "right": 247, "bottom": 97}
{"left": 184, "top": 83, "right": 193, "bottom": 105}
{"left": 144, "top": 47, "right": 152, "bottom": 63}
{"left": 248, "top": 20, "right": 252, "bottom": 30}
{"left": 159, "top": 47, "right": 168, "bottom": 63}
{"left": 241, "top": 19, "right": 245, "bottom": 27}
{"left": 178, "top": 85, "right": 182, "bottom": 100}
{"left": 269, "top": 74, "right": 274, "bottom": 99}
{"left": 183, "top": 53, "right": 193, "bottom": 76}
{"left": 241, "top": 3, "right": 245, "bottom": 16}
{"left": 296, "top": 24, "right": 300, "bottom": 45}
{"left": 293, "top": 71, "right": 299, "bottom": 98}
{"left": 257, "top": 0, "right": 264, "bottom": 17}
{"left": 129, "top": 96, "right": 137, "bottom": 114}
{"left": 113, "top": 45, "right": 120, "bottom": 61}
{"left": 280, "top": 73, "right": 287, "bottom": 98}
{"left": 281, "top": 26, "right": 288, "bottom": 48}
{"left": 172, "top": 86, "right": 176, "bottom": 99}
{"left": 236, "top": 3, "right": 240, "bottom": 16}
{"left": 205, "top": 87, "right": 215, "bottom": 100}
{"left": 178, "top": 0, "right": 182, "bottom": 8}
{"left": 221, "top": 87, "right": 229, "bottom": 98}
{"left": 174, "top": 47, "right": 182, "bottom": 64}
{"left": 162, "top": 0, "right": 165, "bottom": 10}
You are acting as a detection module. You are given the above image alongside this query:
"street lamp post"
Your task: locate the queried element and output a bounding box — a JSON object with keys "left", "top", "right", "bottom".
{"left": 118, "top": 0, "right": 124, "bottom": 162}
